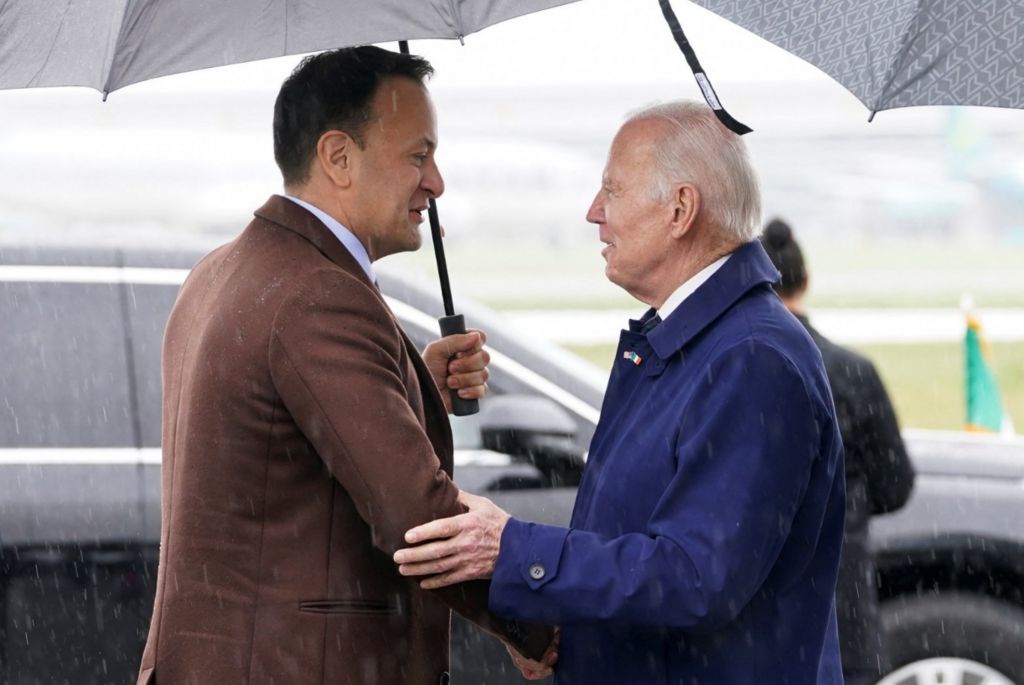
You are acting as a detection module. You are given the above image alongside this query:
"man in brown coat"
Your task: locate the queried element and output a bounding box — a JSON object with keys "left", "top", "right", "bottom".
{"left": 138, "top": 46, "right": 548, "bottom": 685}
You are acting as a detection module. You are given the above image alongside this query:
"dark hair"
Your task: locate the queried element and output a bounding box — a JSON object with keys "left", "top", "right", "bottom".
{"left": 273, "top": 46, "right": 434, "bottom": 185}
{"left": 759, "top": 218, "right": 807, "bottom": 298}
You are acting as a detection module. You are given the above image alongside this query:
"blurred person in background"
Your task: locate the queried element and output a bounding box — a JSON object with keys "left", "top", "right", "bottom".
{"left": 761, "top": 219, "right": 916, "bottom": 685}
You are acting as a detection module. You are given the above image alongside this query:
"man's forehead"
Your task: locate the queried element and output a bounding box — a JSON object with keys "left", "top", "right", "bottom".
{"left": 368, "top": 78, "right": 437, "bottom": 142}
{"left": 375, "top": 75, "right": 430, "bottom": 111}
{"left": 605, "top": 129, "right": 653, "bottom": 178}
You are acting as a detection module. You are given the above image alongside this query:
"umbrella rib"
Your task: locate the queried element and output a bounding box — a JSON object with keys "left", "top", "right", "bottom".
{"left": 24, "top": 0, "right": 72, "bottom": 89}
{"left": 872, "top": 0, "right": 926, "bottom": 117}
{"left": 100, "top": 0, "right": 135, "bottom": 98}
{"left": 445, "top": 0, "right": 466, "bottom": 42}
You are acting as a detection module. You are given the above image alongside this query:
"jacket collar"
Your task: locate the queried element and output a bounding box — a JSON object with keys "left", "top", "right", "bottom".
{"left": 254, "top": 194, "right": 378, "bottom": 292}
{"left": 646, "top": 240, "right": 781, "bottom": 359}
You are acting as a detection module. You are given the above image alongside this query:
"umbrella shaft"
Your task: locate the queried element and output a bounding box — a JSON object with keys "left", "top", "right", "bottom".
{"left": 429, "top": 199, "right": 455, "bottom": 316}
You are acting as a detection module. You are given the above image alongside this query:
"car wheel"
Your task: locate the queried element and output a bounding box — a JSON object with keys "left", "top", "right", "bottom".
{"left": 880, "top": 592, "right": 1024, "bottom": 683}
{"left": 876, "top": 658, "right": 1015, "bottom": 685}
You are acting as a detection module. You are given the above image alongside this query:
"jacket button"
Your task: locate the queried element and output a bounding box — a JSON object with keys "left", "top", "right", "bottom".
{"left": 439, "top": 672, "right": 450, "bottom": 685}
{"left": 529, "top": 563, "right": 546, "bottom": 580}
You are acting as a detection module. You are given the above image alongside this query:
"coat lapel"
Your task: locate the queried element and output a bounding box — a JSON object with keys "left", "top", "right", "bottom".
{"left": 255, "top": 194, "right": 453, "bottom": 469}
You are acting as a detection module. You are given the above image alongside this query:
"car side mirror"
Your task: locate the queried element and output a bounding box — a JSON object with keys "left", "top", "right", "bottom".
{"left": 478, "top": 395, "right": 584, "bottom": 487}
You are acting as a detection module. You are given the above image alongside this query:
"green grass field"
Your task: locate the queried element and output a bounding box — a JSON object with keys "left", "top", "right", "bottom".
{"left": 388, "top": 236, "right": 1024, "bottom": 432}
{"left": 388, "top": 239, "right": 1024, "bottom": 310}
{"left": 564, "top": 341, "right": 1024, "bottom": 432}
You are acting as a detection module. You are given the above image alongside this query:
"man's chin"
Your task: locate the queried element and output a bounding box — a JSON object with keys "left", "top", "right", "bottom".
{"left": 408, "top": 230, "right": 424, "bottom": 252}
{"left": 392, "top": 234, "right": 423, "bottom": 256}
{"left": 605, "top": 265, "right": 629, "bottom": 293}
{"left": 375, "top": 233, "right": 422, "bottom": 260}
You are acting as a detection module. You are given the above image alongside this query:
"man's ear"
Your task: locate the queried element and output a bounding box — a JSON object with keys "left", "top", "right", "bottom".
{"left": 669, "top": 183, "right": 700, "bottom": 239}
{"left": 317, "top": 130, "right": 355, "bottom": 188}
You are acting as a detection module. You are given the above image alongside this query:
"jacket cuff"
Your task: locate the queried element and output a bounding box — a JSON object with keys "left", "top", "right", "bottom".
{"left": 489, "top": 518, "right": 569, "bottom": 617}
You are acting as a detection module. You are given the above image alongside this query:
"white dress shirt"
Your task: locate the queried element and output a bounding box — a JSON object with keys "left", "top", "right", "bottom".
{"left": 657, "top": 253, "right": 731, "bottom": 321}
{"left": 283, "top": 195, "right": 376, "bottom": 284}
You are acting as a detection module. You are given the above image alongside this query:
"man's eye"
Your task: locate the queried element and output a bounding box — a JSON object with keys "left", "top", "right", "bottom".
{"left": 413, "top": 153, "right": 428, "bottom": 165}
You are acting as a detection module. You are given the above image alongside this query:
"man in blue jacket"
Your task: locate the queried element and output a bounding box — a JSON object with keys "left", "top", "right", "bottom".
{"left": 394, "top": 100, "right": 846, "bottom": 684}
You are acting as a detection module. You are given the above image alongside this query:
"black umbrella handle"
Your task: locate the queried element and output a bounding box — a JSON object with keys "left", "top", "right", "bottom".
{"left": 438, "top": 313, "right": 480, "bottom": 417}
{"left": 657, "top": 0, "right": 752, "bottom": 135}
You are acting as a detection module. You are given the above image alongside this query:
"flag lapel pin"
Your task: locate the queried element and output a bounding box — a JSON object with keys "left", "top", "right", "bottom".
{"left": 623, "top": 350, "right": 643, "bottom": 366}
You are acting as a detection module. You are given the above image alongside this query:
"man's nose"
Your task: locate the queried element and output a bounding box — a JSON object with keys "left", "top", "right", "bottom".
{"left": 585, "top": 192, "right": 604, "bottom": 224}
{"left": 423, "top": 161, "right": 445, "bottom": 199}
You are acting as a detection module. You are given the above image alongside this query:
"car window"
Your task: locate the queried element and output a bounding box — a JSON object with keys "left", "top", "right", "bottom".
{"left": 0, "top": 281, "right": 135, "bottom": 448}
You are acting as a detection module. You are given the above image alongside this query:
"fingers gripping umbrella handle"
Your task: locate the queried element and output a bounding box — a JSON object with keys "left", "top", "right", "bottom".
{"left": 430, "top": 202, "right": 479, "bottom": 417}
{"left": 438, "top": 314, "right": 480, "bottom": 417}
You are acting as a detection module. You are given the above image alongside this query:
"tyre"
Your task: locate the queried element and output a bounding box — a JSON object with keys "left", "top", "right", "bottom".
{"left": 877, "top": 657, "right": 1015, "bottom": 685}
{"left": 880, "top": 592, "right": 1024, "bottom": 683}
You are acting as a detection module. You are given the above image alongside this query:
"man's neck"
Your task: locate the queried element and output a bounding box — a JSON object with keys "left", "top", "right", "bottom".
{"left": 286, "top": 184, "right": 352, "bottom": 231}
{"left": 648, "top": 240, "right": 739, "bottom": 310}
{"left": 782, "top": 296, "right": 806, "bottom": 316}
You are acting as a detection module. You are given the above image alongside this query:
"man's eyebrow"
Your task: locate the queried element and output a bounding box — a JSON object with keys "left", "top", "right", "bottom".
{"left": 419, "top": 137, "right": 436, "bottom": 150}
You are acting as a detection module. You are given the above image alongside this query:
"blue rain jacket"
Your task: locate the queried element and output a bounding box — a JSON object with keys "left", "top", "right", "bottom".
{"left": 490, "top": 241, "right": 845, "bottom": 684}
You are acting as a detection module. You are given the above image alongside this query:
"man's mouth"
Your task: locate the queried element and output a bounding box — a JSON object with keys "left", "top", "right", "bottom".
{"left": 410, "top": 206, "right": 427, "bottom": 223}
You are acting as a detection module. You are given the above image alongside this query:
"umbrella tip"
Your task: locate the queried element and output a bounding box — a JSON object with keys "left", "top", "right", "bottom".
{"left": 868, "top": 110, "right": 876, "bottom": 123}
{"left": 102, "top": 90, "right": 109, "bottom": 103}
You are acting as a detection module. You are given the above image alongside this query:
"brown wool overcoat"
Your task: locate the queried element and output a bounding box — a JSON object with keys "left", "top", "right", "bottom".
{"left": 138, "top": 196, "right": 526, "bottom": 685}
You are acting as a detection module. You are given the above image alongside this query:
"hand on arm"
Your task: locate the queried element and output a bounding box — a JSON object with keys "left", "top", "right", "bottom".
{"left": 422, "top": 329, "right": 490, "bottom": 414}
{"left": 393, "top": 491, "right": 510, "bottom": 589}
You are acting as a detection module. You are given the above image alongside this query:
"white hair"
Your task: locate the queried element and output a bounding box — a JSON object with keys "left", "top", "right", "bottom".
{"left": 623, "top": 100, "right": 762, "bottom": 243}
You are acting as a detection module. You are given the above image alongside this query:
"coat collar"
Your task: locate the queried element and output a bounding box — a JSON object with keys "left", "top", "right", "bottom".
{"left": 254, "top": 194, "right": 378, "bottom": 292}
{"left": 646, "top": 240, "right": 781, "bottom": 359}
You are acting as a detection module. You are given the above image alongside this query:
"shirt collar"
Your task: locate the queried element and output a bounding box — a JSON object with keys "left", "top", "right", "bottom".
{"left": 657, "top": 253, "right": 730, "bottom": 320}
{"left": 283, "top": 195, "right": 376, "bottom": 283}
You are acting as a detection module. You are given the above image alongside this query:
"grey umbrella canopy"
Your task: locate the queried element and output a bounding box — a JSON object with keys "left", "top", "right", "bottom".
{"left": 0, "top": 0, "right": 581, "bottom": 95}
{"left": 692, "top": 0, "right": 1024, "bottom": 116}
